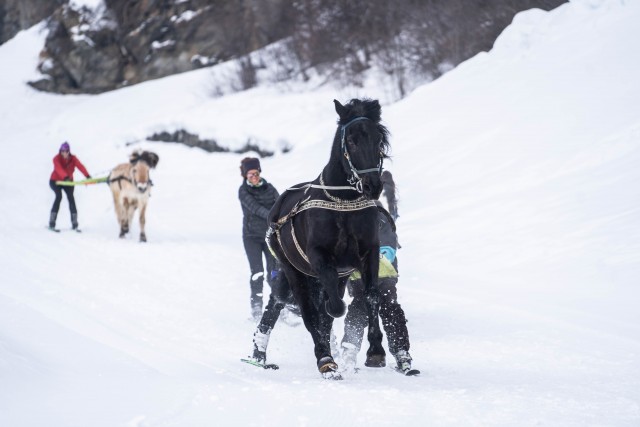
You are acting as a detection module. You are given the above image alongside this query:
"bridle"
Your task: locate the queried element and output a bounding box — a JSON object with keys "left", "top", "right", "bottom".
{"left": 107, "top": 160, "right": 153, "bottom": 192}
{"left": 340, "top": 116, "right": 384, "bottom": 192}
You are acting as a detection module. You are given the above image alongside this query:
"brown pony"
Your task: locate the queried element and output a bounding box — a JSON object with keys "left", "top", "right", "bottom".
{"left": 108, "top": 150, "right": 159, "bottom": 242}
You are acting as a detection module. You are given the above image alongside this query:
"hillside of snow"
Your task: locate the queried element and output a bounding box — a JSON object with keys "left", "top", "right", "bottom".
{"left": 1, "top": 1, "right": 639, "bottom": 426}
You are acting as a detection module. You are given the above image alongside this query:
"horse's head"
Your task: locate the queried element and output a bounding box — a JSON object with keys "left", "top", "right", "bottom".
{"left": 333, "top": 99, "right": 390, "bottom": 199}
{"left": 129, "top": 151, "right": 159, "bottom": 193}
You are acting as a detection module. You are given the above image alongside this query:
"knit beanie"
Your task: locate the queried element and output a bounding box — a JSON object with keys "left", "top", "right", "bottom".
{"left": 60, "top": 142, "right": 70, "bottom": 152}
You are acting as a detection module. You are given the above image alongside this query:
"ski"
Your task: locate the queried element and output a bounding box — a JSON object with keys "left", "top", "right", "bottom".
{"left": 394, "top": 367, "right": 421, "bottom": 376}
{"left": 240, "top": 358, "right": 279, "bottom": 370}
{"left": 46, "top": 227, "right": 82, "bottom": 233}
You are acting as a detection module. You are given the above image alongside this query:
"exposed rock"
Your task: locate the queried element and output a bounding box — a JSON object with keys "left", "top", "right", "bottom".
{"left": 0, "top": 0, "right": 64, "bottom": 45}
{"left": 28, "top": 0, "right": 291, "bottom": 94}
{"left": 146, "top": 129, "right": 275, "bottom": 157}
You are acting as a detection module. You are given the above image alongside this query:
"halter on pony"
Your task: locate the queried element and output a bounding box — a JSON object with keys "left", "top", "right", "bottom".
{"left": 340, "top": 116, "right": 384, "bottom": 193}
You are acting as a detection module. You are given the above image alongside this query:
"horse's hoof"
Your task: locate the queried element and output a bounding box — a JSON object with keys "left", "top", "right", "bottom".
{"left": 365, "top": 353, "right": 386, "bottom": 368}
{"left": 318, "top": 357, "right": 342, "bottom": 380}
{"left": 140, "top": 234, "right": 147, "bottom": 242}
{"left": 119, "top": 232, "right": 126, "bottom": 238}
{"left": 325, "top": 299, "right": 346, "bottom": 318}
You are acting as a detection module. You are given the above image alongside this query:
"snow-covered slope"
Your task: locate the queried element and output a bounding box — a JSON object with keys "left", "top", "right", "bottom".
{"left": 1, "top": 1, "right": 639, "bottom": 426}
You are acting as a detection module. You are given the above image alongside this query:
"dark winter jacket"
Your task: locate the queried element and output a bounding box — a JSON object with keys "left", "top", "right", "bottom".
{"left": 239, "top": 178, "right": 279, "bottom": 239}
{"left": 378, "top": 206, "right": 399, "bottom": 272}
{"left": 50, "top": 153, "right": 90, "bottom": 181}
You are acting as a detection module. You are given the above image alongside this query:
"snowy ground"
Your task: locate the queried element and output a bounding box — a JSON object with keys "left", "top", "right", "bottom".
{"left": 1, "top": 0, "right": 639, "bottom": 426}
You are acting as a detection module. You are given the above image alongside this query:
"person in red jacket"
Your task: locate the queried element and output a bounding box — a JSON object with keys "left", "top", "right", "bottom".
{"left": 48, "top": 142, "right": 91, "bottom": 231}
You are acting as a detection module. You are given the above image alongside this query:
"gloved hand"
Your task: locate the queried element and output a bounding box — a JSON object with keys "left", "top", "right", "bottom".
{"left": 63, "top": 176, "right": 71, "bottom": 182}
{"left": 379, "top": 246, "right": 397, "bottom": 263}
{"left": 86, "top": 175, "right": 92, "bottom": 179}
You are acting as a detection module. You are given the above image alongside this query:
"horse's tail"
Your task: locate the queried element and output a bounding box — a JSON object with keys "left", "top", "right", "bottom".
{"left": 381, "top": 170, "right": 398, "bottom": 220}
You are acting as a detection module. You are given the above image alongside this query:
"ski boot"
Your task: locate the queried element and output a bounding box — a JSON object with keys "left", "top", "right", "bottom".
{"left": 71, "top": 213, "right": 80, "bottom": 232}
{"left": 251, "top": 330, "right": 270, "bottom": 363}
{"left": 393, "top": 349, "right": 420, "bottom": 375}
{"left": 48, "top": 212, "right": 58, "bottom": 231}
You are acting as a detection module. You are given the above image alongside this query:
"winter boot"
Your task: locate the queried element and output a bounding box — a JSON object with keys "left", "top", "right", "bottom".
{"left": 48, "top": 211, "right": 57, "bottom": 229}
{"left": 394, "top": 349, "right": 413, "bottom": 372}
{"left": 252, "top": 330, "right": 271, "bottom": 363}
{"left": 71, "top": 213, "right": 79, "bottom": 230}
{"left": 251, "top": 303, "right": 263, "bottom": 322}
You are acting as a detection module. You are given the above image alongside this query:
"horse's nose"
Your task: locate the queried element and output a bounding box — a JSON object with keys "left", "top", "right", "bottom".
{"left": 363, "top": 175, "right": 382, "bottom": 199}
{"left": 137, "top": 184, "right": 147, "bottom": 192}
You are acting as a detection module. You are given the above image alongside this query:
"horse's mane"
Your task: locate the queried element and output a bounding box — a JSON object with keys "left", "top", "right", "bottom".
{"left": 130, "top": 150, "right": 159, "bottom": 168}
{"left": 334, "top": 98, "right": 391, "bottom": 159}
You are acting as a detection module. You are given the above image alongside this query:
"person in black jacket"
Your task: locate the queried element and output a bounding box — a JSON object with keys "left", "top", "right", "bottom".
{"left": 339, "top": 202, "right": 413, "bottom": 373}
{"left": 340, "top": 171, "right": 415, "bottom": 373}
{"left": 238, "top": 157, "right": 280, "bottom": 320}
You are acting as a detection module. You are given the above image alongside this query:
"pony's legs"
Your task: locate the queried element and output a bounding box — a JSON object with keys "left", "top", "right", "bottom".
{"left": 120, "top": 197, "right": 131, "bottom": 236}
{"left": 125, "top": 199, "right": 137, "bottom": 236}
{"left": 307, "top": 247, "right": 346, "bottom": 318}
{"left": 138, "top": 202, "right": 147, "bottom": 242}
{"left": 110, "top": 188, "right": 127, "bottom": 238}
{"left": 361, "top": 249, "right": 385, "bottom": 367}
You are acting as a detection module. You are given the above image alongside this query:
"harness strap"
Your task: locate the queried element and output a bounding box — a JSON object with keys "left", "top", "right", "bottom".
{"left": 108, "top": 175, "right": 132, "bottom": 190}
{"left": 286, "top": 183, "right": 358, "bottom": 192}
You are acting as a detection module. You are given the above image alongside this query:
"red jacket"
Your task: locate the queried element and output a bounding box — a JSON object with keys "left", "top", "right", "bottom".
{"left": 50, "top": 153, "right": 90, "bottom": 181}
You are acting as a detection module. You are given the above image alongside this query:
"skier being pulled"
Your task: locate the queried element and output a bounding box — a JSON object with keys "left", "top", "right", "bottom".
{"left": 246, "top": 171, "right": 417, "bottom": 375}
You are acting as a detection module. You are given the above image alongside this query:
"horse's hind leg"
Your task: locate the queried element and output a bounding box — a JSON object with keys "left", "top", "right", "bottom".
{"left": 361, "top": 249, "right": 386, "bottom": 367}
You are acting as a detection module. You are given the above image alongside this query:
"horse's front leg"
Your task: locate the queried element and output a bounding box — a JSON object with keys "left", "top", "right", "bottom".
{"left": 287, "top": 272, "right": 340, "bottom": 379}
{"left": 138, "top": 200, "right": 147, "bottom": 242}
{"left": 361, "top": 249, "right": 385, "bottom": 367}
{"left": 307, "top": 246, "right": 346, "bottom": 318}
{"left": 120, "top": 197, "right": 130, "bottom": 237}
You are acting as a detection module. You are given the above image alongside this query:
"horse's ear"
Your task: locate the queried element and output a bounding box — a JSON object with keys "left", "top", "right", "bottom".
{"left": 334, "top": 99, "right": 347, "bottom": 120}
{"left": 367, "top": 99, "right": 382, "bottom": 122}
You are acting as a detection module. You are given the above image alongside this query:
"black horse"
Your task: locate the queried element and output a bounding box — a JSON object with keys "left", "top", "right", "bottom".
{"left": 267, "top": 98, "right": 391, "bottom": 379}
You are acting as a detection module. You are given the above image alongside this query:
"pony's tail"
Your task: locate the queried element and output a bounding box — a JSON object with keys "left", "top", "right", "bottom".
{"left": 381, "top": 170, "right": 398, "bottom": 220}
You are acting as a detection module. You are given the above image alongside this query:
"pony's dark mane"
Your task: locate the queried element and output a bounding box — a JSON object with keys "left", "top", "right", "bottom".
{"left": 333, "top": 98, "right": 391, "bottom": 159}
{"left": 130, "top": 150, "right": 159, "bottom": 168}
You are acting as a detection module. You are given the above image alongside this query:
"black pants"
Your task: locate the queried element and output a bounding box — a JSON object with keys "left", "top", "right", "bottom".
{"left": 342, "top": 278, "right": 410, "bottom": 355}
{"left": 49, "top": 180, "right": 76, "bottom": 214}
{"left": 243, "top": 235, "right": 276, "bottom": 310}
